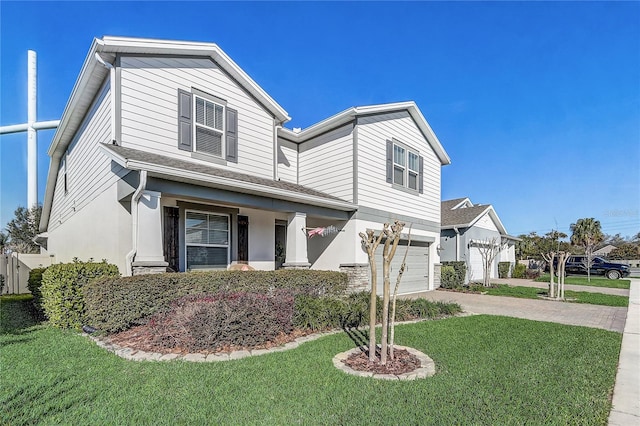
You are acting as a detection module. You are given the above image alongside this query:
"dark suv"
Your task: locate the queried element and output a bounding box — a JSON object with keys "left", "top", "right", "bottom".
{"left": 554, "top": 255, "right": 630, "bottom": 279}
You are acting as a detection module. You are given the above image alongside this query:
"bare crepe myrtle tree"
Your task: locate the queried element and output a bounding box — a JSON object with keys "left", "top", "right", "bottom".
{"left": 359, "top": 220, "right": 406, "bottom": 364}
{"left": 390, "top": 224, "right": 412, "bottom": 360}
{"left": 541, "top": 251, "right": 557, "bottom": 298}
{"left": 476, "top": 237, "right": 506, "bottom": 287}
{"left": 556, "top": 251, "right": 571, "bottom": 300}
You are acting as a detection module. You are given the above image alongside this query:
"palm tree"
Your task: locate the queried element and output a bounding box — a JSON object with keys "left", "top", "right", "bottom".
{"left": 570, "top": 218, "right": 604, "bottom": 282}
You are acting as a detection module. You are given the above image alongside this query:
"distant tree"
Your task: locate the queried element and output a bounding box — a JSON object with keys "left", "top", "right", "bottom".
{"left": 608, "top": 244, "right": 640, "bottom": 260}
{"left": 0, "top": 231, "right": 8, "bottom": 254}
{"left": 516, "top": 231, "right": 572, "bottom": 261}
{"left": 601, "top": 233, "right": 626, "bottom": 248}
{"left": 570, "top": 218, "right": 604, "bottom": 282}
{"left": 6, "top": 205, "right": 42, "bottom": 254}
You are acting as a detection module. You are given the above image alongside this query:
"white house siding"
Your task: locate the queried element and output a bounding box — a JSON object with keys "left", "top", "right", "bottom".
{"left": 298, "top": 124, "right": 354, "bottom": 203}
{"left": 119, "top": 56, "right": 275, "bottom": 180}
{"left": 47, "top": 183, "right": 131, "bottom": 274}
{"left": 306, "top": 217, "right": 355, "bottom": 270}
{"left": 474, "top": 212, "right": 499, "bottom": 232}
{"left": 48, "top": 79, "right": 128, "bottom": 234}
{"left": 356, "top": 111, "right": 441, "bottom": 223}
{"left": 277, "top": 137, "right": 298, "bottom": 184}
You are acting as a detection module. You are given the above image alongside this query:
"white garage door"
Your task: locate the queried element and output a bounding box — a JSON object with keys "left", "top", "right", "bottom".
{"left": 376, "top": 241, "right": 429, "bottom": 295}
{"left": 468, "top": 247, "right": 484, "bottom": 283}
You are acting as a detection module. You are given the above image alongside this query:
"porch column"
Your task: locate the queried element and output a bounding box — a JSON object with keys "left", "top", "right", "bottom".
{"left": 133, "top": 190, "right": 168, "bottom": 275}
{"left": 283, "top": 212, "right": 310, "bottom": 269}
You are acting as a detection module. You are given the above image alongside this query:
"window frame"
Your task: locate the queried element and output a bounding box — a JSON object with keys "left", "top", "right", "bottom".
{"left": 184, "top": 209, "right": 230, "bottom": 271}
{"left": 392, "top": 140, "right": 420, "bottom": 193}
{"left": 193, "top": 94, "right": 226, "bottom": 159}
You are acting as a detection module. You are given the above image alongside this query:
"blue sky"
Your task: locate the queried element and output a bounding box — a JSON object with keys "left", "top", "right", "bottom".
{"left": 1, "top": 1, "right": 639, "bottom": 239}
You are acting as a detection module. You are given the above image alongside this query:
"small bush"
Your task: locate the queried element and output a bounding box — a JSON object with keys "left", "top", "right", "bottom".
{"left": 148, "top": 291, "right": 294, "bottom": 352}
{"left": 85, "top": 270, "right": 348, "bottom": 333}
{"left": 441, "top": 261, "right": 466, "bottom": 288}
{"left": 512, "top": 263, "right": 526, "bottom": 279}
{"left": 498, "top": 262, "right": 511, "bottom": 279}
{"left": 27, "top": 267, "right": 48, "bottom": 312}
{"left": 41, "top": 260, "right": 119, "bottom": 329}
{"left": 525, "top": 268, "right": 541, "bottom": 279}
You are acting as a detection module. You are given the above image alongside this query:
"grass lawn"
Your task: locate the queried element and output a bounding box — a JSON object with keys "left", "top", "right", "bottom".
{"left": 2, "top": 295, "right": 621, "bottom": 425}
{"left": 535, "top": 274, "right": 630, "bottom": 289}
{"left": 484, "top": 285, "right": 629, "bottom": 307}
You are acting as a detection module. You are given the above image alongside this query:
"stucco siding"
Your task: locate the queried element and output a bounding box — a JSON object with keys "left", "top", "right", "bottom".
{"left": 48, "top": 79, "right": 128, "bottom": 233}
{"left": 119, "top": 56, "right": 275, "bottom": 179}
{"left": 356, "top": 111, "right": 441, "bottom": 223}
{"left": 47, "top": 183, "right": 131, "bottom": 273}
{"left": 298, "top": 124, "right": 354, "bottom": 203}
{"left": 277, "top": 138, "right": 298, "bottom": 184}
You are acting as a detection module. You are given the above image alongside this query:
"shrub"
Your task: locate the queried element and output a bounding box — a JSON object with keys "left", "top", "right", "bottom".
{"left": 498, "top": 262, "right": 511, "bottom": 279}
{"left": 85, "top": 270, "right": 348, "bottom": 333}
{"left": 27, "top": 267, "right": 48, "bottom": 312}
{"left": 148, "top": 291, "right": 295, "bottom": 352}
{"left": 525, "top": 268, "right": 541, "bottom": 280}
{"left": 512, "top": 263, "right": 526, "bottom": 279}
{"left": 41, "top": 260, "right": 119, "bottom": 329}
{"left": 441, "top": 261, "right": 466, "bottom": 288}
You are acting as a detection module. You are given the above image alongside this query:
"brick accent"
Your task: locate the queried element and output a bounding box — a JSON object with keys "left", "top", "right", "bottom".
{"left": 340, "top": 263, "right": 370, "bottom": 293}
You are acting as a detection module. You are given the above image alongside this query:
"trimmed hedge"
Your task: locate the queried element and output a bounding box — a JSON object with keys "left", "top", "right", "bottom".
{"left": 28, "top": 267, "right": 48, "bottom": 313}
{"left": 498, "top": 262, "right": 511, "bottom": 279}
{"left": 148, "top": 291, "right": 295, "bottom": 352}
{"left": 41, "top": 260, "right": 119, "bottom": 329}
{"left": 85, "top": 270, "right": 348, "bottom": 333}
{"left": 441, "top": 261, "right": 466, "bottom": 288}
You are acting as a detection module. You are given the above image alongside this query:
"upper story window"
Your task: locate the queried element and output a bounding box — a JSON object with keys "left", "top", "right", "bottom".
{"left": 195, "top": 96, "right": 225, "bottom": 157}
{"left": 387, "top": 140, "right": 423, "bottom": 193}
{"left": 177, "top": 88, "right": 238, "bottom": 163}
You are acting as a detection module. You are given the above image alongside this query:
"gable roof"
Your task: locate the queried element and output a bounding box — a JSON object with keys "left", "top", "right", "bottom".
{"left": 47, "top": 36, "right": 290, "bottom": 161}
{"left": 441, "top": 198, "right": 514, "bottom": 238}
{"left": 101, "top": 144, "right": 356, "bottom": 212}
{"left": 278, "top": 102, "right": 451, "bottom": 166}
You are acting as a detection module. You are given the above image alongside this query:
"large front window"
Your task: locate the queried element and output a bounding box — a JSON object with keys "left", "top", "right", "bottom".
{"left": 194, "top": 96, "right": 224, "bottom": 157}
{"left": 185, "top": 211, "right": 229, "bottom": 270}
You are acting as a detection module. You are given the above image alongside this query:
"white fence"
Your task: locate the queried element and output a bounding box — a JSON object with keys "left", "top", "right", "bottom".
{"left": 1, "top": 253, "right": 56, "bottom": 294}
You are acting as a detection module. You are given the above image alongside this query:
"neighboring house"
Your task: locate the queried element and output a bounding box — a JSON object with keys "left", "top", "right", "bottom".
{"left": 38, "top": 36, "right": 451, "bottom": 295}
{"left": 593, "top": 245, "right": 618, "bottom": 257}
{"left": 440, "top": 198, "right": 518, "bottom": 282}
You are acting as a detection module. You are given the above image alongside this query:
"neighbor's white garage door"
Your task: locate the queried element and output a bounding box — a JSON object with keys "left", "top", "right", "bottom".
{"left": 376, "top": 241, "right": 429, "bottom": 295}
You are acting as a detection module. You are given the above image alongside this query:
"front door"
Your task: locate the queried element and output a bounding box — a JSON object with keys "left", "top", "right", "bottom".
{"left": 238, "top": 215, "right": 249, "bottom": 263}
{"left": 275, "top": 220, "right": 287, "bottom": 269}
{"left": 163, "top": 207, "right": 179, "bottom": 272}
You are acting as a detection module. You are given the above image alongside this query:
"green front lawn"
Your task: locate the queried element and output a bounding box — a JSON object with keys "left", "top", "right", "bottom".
{"left": 535, "top": 274, "right": 630, "bottom": 289}
{"left": 1, "top": 295, "right": 621, "bottom": 425}
{"left": 484, "top": 285, "right": 629, "bottom": 307}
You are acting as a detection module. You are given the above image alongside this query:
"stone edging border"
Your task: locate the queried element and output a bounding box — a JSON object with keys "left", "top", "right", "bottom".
{"left": 332, "top": 345, "right": 436, "bottom": 380}
{"left": 84, "top": 329, "right": 342, "bottom": 362}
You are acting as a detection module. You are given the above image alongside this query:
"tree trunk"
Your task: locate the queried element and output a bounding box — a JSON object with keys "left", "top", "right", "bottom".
{"left": 390, "top": 225, "right": 412, "bottom": 360}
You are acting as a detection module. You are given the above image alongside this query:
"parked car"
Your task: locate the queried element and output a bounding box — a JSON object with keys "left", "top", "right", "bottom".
{"left": 552, "top": 255, "right": 630, "bottom": 279}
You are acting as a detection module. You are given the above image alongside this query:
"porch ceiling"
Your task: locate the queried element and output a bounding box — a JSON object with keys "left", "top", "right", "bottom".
{"left": 101, "top": 144, "right": 356, "bottom": 212}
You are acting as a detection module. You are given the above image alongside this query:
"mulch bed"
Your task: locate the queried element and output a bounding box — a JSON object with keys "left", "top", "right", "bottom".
{"left": 107, "top": 324, "right": 317, "bottom": 355}
{"left": 343, "top": 348, "right": 421, "bottom": 375}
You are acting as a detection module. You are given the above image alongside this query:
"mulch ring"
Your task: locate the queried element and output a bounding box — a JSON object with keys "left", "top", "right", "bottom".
{"left": 343, "top": 348, "right": 421, "bottom": 375}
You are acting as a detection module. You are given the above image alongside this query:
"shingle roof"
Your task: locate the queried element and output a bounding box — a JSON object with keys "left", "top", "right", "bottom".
{"left": 102, "top": 144, "right": 354, "bottom": 207}
{"left": 441, "top": 203, "right": 490, "bottom": 228}
{"left": 441, "top": 198, "right": 468, "bottom": 212}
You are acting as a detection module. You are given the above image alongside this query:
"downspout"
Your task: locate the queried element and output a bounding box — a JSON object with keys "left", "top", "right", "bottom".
{"left": 273, "top": 119, "right": 282, "bottom": 181}
{"left": 125, "top": 170, "right": 147, "bottom": 276}
{"left": 94, "top": 52, "right": 116, "bottom": 143}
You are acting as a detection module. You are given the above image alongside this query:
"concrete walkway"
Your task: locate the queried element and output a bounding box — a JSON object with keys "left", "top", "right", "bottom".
{"left": 609, "top": 278, "right": 640, "bottom": 425}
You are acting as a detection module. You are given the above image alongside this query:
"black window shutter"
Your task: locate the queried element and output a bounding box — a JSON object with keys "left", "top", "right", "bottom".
{"left": 177, "top": 89, "right": 192, "bottom": 151}
{"left": 386, "top": 140, "right": 393, "bottom": 183}
{"left": 419, "top": 155, "right": 424, "bottom": 194}
{"left": 226, "top": 107, "right": 238, "bottom": 163}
